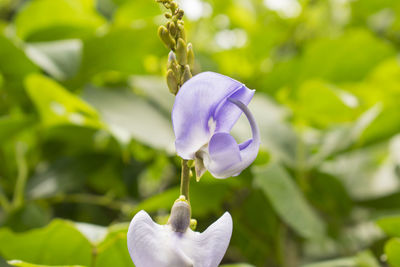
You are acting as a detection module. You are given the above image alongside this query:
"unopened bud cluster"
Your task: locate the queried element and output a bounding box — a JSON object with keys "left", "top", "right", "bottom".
{"left": 156, "top": 0, "right": 195, "bottom": 95}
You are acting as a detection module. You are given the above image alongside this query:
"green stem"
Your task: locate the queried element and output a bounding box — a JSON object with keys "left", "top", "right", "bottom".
{"left": 180, "top": 159, "right": 190, "bottom": 201}
{"left": 13, "top": 142, "right": 28, "bottom": 209}
{"left": 0, "top": 185, "right": 11, "bottom": 212}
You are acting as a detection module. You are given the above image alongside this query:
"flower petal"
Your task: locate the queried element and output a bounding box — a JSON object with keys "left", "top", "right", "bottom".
{"left": 179, "top": 212, "right": 233, "bottom": 267}
{"left": 172, "top": 72, "right": 254, "bottom": 159}
{"left": 204, "top": 132, "right": 242, "bottom": 178}
{"left": 204, "top": 99, "right": 260, "bottom": 178}
{"left": 127, "top": 210, "right": 194, "bottom": 267}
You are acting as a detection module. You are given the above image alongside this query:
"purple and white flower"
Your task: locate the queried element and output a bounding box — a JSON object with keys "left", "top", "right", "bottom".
{"left": 172, "top": 72, "right": 260, "bottom": 178}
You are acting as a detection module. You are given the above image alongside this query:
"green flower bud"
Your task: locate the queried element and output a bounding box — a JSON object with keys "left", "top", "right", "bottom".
{"left": 177, "top": 23, "right": 186, "bottom": 41}
{"left": 187, "top": 43, "right": 195, "bottom": 70}
{"left": 167, "top": 21, "right": 177, "bottom": 37}
{"left": 181, "top": 64, "right": 192, "bottom": 84}
{"left": 158, "top": 25, "right": 176, "bottom": 50}
{"left": 166, "top": 69, "right": 179, "bottom": 95}
{"left": 176, "top": 38, "right": 187, "bottom": 65}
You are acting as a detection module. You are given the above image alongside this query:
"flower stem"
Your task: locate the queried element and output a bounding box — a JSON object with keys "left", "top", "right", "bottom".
{"left": 13, "top": 142, "right": 28, "bottom": 209}
{"left": 180, "top": 159, "right": 190, "bottom": 201}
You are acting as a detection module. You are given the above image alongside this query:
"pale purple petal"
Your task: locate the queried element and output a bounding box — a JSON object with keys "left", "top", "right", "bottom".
{"left": 178, "top": 212, "right": 233, "bottom": 267}
{"left": 172, "top": 72, "right": 254, "bottom": 159}
{"left": 127, "top": 211, "right": 233, "bottom": 267}
{"left": 127, "top": 210, "right": 193, "bottom": 267}
{"left": 204, "top": 98, "right": 260, "bottom": 178}
{"left": 204, "top": 132, "right": 242, "bottom": 178}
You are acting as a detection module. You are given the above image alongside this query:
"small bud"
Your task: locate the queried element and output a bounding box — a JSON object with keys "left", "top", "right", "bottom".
{"left": 167, "top": 51, "right": 179, "bottom": 77}
{"left": 176, "top": 38, "right": 187, "bottom": 65}
{"left": 168, "top": 196, "right": 191, "bottom": 233}
{"left": 190, "top": 219, "right": 197, "bottom": 230}
{"left": 158, "top": 25, "right": 176, "bottom": 50}
{"left": 177, "top": 23, "right": 186, "bottom": 41}
{"left": 167, "top": 21, "right": 177, "bottom": 37}
{"left": 166, "top": 69, "right": 179, "bottom": 95}
{"left": 187, "top": 43, "right": 195, "bottom": 70}
{"left": 164, "top": 12, "right": 172, "bottom": 19}
{"left": 176, "top": 9, "right": 184, "bottom": 20}
{"left": 181, "top": 64, "right": 192, "bottom": 84}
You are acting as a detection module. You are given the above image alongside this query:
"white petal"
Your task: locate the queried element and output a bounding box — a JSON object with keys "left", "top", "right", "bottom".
{"left": 127, "top": 210, "right": 194, "bottom": 267}
{"left": 178, "top": 212, "right": 233, "bottom": 267}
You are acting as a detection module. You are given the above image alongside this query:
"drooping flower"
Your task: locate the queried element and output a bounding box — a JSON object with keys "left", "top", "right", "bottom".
{"left": 172, "top": 71, "right": 260, "bottom": 179}
{"left": 127, "top": 198, "right": 233, "bottom": 267}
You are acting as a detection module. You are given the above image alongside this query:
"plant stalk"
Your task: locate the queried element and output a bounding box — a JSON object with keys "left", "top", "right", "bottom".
{"left": 180, "top": 159, "right": 190, "bottom": 201}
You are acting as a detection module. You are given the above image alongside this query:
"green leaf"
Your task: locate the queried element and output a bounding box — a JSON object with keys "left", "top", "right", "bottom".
{"left": 376, "top": 216, "right": 400, "bottom": 237}
{"left": 95, "top": 224, "right": 133, "bottom": 267}
{"left": 74, "top": 27, "right": 163, "bottom": 85}
{"left": 293, "top": 80, "right": 357, "bottom": 127}
{"left": 385, "top": 238, "right": 400, "bottom": 267}
{"left": 25, "top": 40, "right": 82, "bottom": 81}
{"left": 14, "top": 0, "right": 105, "bottom": 41}
{"left": 0, "top": 116, "right": 34, "bottom": 144}
{"left": 0, "top": 35, "right": 38, "bottom": 80}
{"left": 24, "top": 74, "right": 102, "bottom": 128}
{"left": 253, "top": 163, "right": 325, "bottom": 239}
{"left": 82, "top": 86, "right": 174, "bottom": 152}
{"left": 0, "top": 220, "right": 92, "bottom": 266}
{"left": 8, "top": 260, "right": 85, "bottom": 267}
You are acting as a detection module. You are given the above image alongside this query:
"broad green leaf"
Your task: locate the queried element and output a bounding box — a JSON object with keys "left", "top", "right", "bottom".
{"left": 0, "top": 35, "right": 38, "bottom": 80}
{"left": 113, "top": 0, "right": 161, "bottom": 27}
{"left": 385, "top": 238, "right": 400, "bottom": 267}
{"left": 132, "top": 187, "right": 179, "bottom": 215}
{"left": 8, "top": 260, "right": 85, "bottom": 267}
{"left": 82, "top": 86, "right": 174, "bottom": 152}
{"left": 0, "top": 220, "right": 92, "bottom": 266}
{"left": 95, "top": 224, "right": 133, "bottom": 267}
{"left": 376, "top": 216, "right": 400, "bottom": 237}
{"left": 253, "top": 163, "right": 325, "bottom": 239}
{"left": 25, "top": 40, "right": 82, "bottom": 81}
{"left": 297, "top": 29, "right": 395, "bottom": 83}
{"left": 293, "top": 80, "right": 357, "bottom": 127}
{"left": 14, "top": 0, "right": 105, "bottom": 41}
{"left": 74, "top": 27, "right": 163, "bottom": 85}
{"left": 24, "top": 74, "right": 102, "bottom": 128}
{"left": 0, "top": 116, "right": 34, "bottom": 144}
{"left": 263, "top": 29, "right": 395, "bottom": 92}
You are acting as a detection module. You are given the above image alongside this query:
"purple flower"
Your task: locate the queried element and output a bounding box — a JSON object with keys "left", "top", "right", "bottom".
{"left": 172, "top": 72, "right": 260, "bottom": 178}
{"left": 127, "top": 209, "right": 232, "bottom": 267}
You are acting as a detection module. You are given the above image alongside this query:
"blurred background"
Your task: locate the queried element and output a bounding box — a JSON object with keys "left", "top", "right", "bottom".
{"left": 0, "top": 0, "right": 400, "bottom": 266}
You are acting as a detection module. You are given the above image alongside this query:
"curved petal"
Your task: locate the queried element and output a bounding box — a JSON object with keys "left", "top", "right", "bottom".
{"left": 172, "top": 72, "right": 254, "bottom": 159}
{"left": 179, "top": 212, "right": 233, "bottom": 267}
{"left": 204, "top": 99, "right": 260, "bottom": 178}
{"left": 204, "top": 132, "right": 242, "bottom": 178}
{"left": 127, "top": 210, "right": 193, "bottom": 267}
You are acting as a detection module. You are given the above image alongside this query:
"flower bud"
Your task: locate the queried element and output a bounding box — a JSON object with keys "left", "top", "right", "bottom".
{"left": 167, "top": 21, "right": 177, "bottom": 37}
{"left": 187, "top": 43, "right": 195, "bottom": 70}
{"left": 176, "top": 38, "right": 187, "bottom": 66}
{"left": 168, "top": 196, "right": 191, "bottom": 233}
{"left": 158, "top": 25, "right": 176, "bottom": 50}
{"left": 166, "top": 69, "right": 179, "bottom": 95}
{"left": 181, "top": 64, "right": 192, "bottom": 84}
{"left": 177, "top": 23, "right": 186, "bottom": 41}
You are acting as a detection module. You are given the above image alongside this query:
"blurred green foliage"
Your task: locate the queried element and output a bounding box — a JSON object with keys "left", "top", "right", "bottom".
{"left": 0, "top": 0, "right": 399, "bottom": 266}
